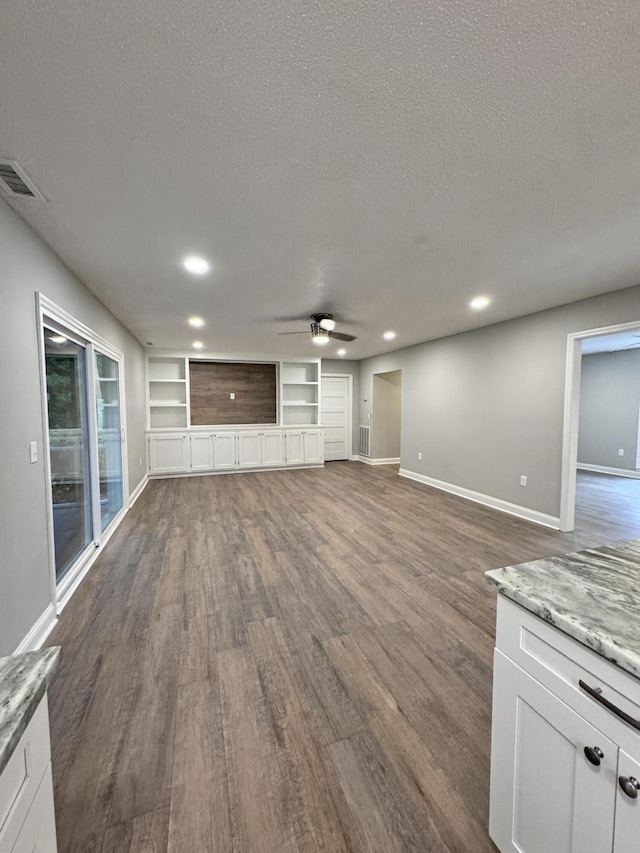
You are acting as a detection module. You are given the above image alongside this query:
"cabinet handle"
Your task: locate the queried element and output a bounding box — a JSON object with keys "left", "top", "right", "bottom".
{"left": 619, "top": 776, "right": 640, "bottom": 799}
{"left": 578, "top": 679, "right": 640, "bottom": 731}
{"left": 584, "top": 746, "right": 604, "bottom": 766}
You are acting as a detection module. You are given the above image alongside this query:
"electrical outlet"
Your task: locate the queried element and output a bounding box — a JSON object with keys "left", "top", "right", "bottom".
{"left": 230, "top": 392, "right": 235, "bottom": 400}
{"left": 418, "top": 452, "right": 423, "bottom": 461}
{"left": 618, "top": 448, "right": 624, "bottom": 457}
{"left": 520, "top": 475, "right": 527, "bottom": 487}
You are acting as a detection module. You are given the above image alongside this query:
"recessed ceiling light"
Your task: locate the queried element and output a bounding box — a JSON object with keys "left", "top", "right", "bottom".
{"left": 470, "top": 295, "right": 491, "bottom": 310}
{"left": 383, "top": 331, "right": 396, "bottom": 340}
{"left": 183, "top": 256, "right": 210, "bottom": 275}
{"left": 337, "top": 348, "right": 346, "bottom": 356}
{"left": 188, "top": 316, "right": 205, "bottom": 328}
{"left": 192, "top": 341, "right": 204, "bottom": 350}
{"left": 48, "top": 335, "right": 67, "bottom": 344}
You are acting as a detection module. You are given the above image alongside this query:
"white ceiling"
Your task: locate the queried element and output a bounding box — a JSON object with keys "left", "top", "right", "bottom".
{"left": 2, "top": 1, "right": 640, "bottom": 359}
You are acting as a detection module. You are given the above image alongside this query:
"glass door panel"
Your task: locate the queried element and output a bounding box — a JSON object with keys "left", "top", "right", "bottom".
{"left": 45, "top": 333, "right": 93, "bottom": 581}
{"left": 95, "top": 352, "right": 123, "bottom": 530}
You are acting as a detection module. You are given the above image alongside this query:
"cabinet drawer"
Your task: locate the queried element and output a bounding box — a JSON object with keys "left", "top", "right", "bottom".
{"left": 0, "top": 696, "right": 52, "bottom": 853}
{"left": 9, "top": 763, "right": 57, "bottom": 853}
{"left": 496, "top": 596, "right": 640, "bottom": 750}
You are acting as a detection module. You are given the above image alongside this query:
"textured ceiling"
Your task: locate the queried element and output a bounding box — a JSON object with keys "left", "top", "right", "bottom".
{"left": 1, "top": 0, "right": 640, "bottom": 358}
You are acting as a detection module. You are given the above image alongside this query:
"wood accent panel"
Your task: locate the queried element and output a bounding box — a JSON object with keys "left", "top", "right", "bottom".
{"left": 189, "top": 361, "right": 277, "bottom": 425}
{"left": 46, "top": 470, "right": 640, "bottom": 852}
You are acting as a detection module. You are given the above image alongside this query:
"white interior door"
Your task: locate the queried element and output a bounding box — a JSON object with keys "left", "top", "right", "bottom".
{"left": 321, "top": 376, "right": 350, "bottom": 461}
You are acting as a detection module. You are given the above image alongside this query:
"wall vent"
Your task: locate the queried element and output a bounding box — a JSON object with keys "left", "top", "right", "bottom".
{"left": 358, "top": 425, "right": 371, "bottom": 457}
{"left": 0, "top": 159, "right": 44, "bottom": 199}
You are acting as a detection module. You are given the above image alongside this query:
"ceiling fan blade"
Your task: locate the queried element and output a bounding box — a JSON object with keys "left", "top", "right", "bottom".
{"left": 277, "top": 330, "right": 309, "bottom": 335}
{"left": 329, "top": 331, "right": 357, "bottom": 342}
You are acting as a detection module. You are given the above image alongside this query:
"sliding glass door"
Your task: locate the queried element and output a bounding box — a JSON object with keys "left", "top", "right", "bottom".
{"left": 44, "top": 331, "right": 94, "bottom": 581}
{"left": 42, "top": 311, "right": 126, "bottom": 591}
{"left": 95, "top": 352, "right": 123, "bottom": 530}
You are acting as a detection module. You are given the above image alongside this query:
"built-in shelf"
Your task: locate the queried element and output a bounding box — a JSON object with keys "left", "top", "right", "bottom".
{"left": 146, "top": 354, "right": 321, "bottom": 430}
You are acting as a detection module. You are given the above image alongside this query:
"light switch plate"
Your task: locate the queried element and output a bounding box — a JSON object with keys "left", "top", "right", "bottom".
{"left": 29, "top": 441, "right": 38, "bottom": 463}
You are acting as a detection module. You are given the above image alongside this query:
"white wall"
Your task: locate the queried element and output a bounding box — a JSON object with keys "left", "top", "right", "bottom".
{"left": 578, "top": 349, "right": 640, "bottom": 471}
{"left": 0, "top": 198, "right": 146, "bottom": 655}
{"left": 359, "top": 285, "right": 640, "bottom": 520}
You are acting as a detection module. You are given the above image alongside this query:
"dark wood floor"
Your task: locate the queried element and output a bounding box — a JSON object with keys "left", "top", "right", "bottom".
{"left": 46, "top": 466, "right": 640, "bottom": 852}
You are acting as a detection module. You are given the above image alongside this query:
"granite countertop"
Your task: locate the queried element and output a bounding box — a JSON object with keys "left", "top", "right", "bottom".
{"left": 485, "top": 538, "right": 640, "bottom": 679}
{"left": 0, "top": 647, "right": 60, "bottom": 775}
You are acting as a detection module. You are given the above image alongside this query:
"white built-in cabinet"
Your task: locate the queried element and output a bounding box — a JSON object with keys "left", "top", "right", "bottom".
{"left": 145, "top": 353, "right": 324, "bottom": 477}
{"left": 490, "top": 596, "right": 640, "bottom": 853}
{"left": 147, "top": 432, "right": 189, "bottom": 474}
{"left": 148, "top": 428, "right": 323, "bottom": 475}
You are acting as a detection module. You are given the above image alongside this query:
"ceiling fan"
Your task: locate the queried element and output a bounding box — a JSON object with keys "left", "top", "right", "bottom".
{"left": 278, "top": 313, "right": 357, "bottom": 346}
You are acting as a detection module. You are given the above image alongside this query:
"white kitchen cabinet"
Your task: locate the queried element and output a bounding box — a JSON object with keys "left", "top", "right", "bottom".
{"left": 0, "top": 696, "right": 58, "bottom": 853}
{"left": 262, "top": 431, "right": 284, "bottom": 467}
{"left": 490, "top": 596, "right": 640, "bottom": 853}
{"left": 190, "top": 433, "right": 214, "bottom": 471}
{"left": 285, "top": 431, "right": 304, "bottom": 465}
{"left": 213, "top": 433, "right": 236, "bottom": 470}
{"left": 613, "top": 749, "right": 640, "bottom": 852}
{"left": 303, "top": 429, "right": 323, "bottom": 464}
{"left": 148, "top": 433, "right": 188, "bottom": 474}
{"left": 490, "top": 650, "right": 616, "bottom": 853}
{"left": 237, "top": 431, "right": 262, "bottom": 469}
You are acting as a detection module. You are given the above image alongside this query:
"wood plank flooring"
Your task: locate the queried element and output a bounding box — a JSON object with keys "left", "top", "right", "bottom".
{"left": 46, "top": 466, "right": 640, "bottom": 852}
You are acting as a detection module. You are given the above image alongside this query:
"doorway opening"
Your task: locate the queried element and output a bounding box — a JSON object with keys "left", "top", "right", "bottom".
{"left": 560, "top": 320, "right": 640, "bottom": 532}
{"left": 371, "top": 370, "right": 402, "bottom": 463}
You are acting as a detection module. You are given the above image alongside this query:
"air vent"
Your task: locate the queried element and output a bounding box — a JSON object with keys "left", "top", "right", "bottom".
{"left": 0, "top": 159, "right": 44, "bottom": 199}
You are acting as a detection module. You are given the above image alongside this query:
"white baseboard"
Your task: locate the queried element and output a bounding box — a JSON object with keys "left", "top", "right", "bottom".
{"left": 577, "top": 463, "right": 640, "bottom": 480}
{"left": 398, "top": 468, "right": 560, "bottom": 529}
{"left": 14, "top": 603, "right": 57, "bottom": 654}
{"left": 358, "top": 456, "right": 401, "bottom": 466}
{"left": 129, "top": 474, "right": 149, "bottom": 506}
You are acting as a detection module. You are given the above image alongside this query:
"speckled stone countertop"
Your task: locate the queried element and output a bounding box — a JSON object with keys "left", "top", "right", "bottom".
{"left": 0, "top": 647, "right": 60, "bottom": 775}
{"left": 485, "top": 539, "right": 640, "bottom": 679}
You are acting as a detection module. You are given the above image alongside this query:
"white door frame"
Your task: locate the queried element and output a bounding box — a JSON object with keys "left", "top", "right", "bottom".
{"left": 37, "top": 293, "right": 129, "bottom": 612}
{"left": 321, "top": 373, "right": 353, "bottom": 460}
{"left": 560, "top": 318, "right": 640, "bottom": 531}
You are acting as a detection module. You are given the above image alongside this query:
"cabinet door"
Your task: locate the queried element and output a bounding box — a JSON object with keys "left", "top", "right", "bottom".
{"left": 190, "top": 434, "right": 214, "bottom": 471}
{"left": 148, "top": 434, "right": 188, "bottom": 474}
{"left": 490, "top": 650, "right": 616, "bottom": 853}
{"left": 10, "top": 764, "right": 58, "bottom": 853}
{"left": 262, "top": 432, "right": 284, "bottom": 467}
{"left": 285, "top": 431, "right": 304, "bottom": 465}
{"left": 613, "top": 749, "right": 640, "bottom": 851}
{"left": 303, "top": 429, "right": 323, "bottom": 464}
{"left": 213, "top": 433, "right": 237, "bottom": 470}
{"left": 237, "top": 432, "right": 262, "bottom": 469}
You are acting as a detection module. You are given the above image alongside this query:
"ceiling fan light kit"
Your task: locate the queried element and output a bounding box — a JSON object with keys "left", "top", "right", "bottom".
{"left": 277, "top": 312, "right": 357, "bottom": 345}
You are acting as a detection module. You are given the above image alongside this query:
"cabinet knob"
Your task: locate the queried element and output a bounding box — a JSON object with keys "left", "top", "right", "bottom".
{"left": 619, "top": 776, "right": 640, "bottom": 799}
{"left": 584, "top": 746, "right": 604, "bottom": 766}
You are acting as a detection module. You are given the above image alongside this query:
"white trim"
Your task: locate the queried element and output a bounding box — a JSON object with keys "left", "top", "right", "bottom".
{"left": 577, "top": 463, "right": 640, "bottom": 480}
{"left": 13, "top": 604, "right": 57, "bottom": 654}
{"left": 149, "top": 464, "right": 324, "bottom": 479}
{"left": 398, "top": 468, "right": 560, "bottom": 529}
{"left": 359, "top": 456, "right": 401, "bottom": 466}
{"left": 350, "top": 454, "right": 360, "bottom": 461}
{"left": 129, "top": 474, "right": 149, "bottom": 506}
{"left": 560, "top": 318, "right": 640, "bottom": 532}
{"left": 321, "top": 372, "right": 353, "bottom": 460}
